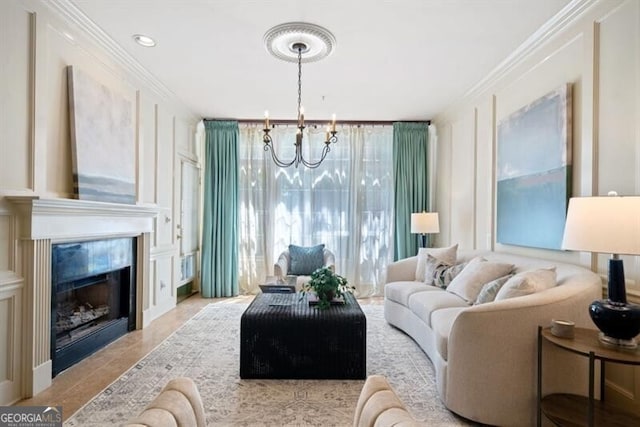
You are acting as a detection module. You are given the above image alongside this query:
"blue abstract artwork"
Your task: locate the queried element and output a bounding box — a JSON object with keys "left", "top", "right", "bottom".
{"left": 496, "top": 84, "right": 572, "bottom": 250}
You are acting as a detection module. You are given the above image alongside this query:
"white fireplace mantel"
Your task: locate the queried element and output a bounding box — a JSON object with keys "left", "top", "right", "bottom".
{"left": 5, "top": 196, "right": 158, "bottom": 241}
{"left": 5, "top": 196, "right": 159, "bottom": 396}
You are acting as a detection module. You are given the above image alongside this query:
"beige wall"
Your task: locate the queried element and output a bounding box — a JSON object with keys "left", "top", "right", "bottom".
{"left": 0, "top": 0, "right": 200, "bottom": 405}
{"left": 434, "top": 0, "right": 640, "bottom": 412}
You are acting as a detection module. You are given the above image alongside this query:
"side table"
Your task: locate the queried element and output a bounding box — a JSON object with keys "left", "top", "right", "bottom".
{"left": 537, "top": 326, "right": 640, "bottom": 426}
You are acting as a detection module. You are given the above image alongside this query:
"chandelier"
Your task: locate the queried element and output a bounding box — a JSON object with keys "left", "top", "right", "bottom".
{"left": 263, "top": 23, "right": 338, "bottom": 169}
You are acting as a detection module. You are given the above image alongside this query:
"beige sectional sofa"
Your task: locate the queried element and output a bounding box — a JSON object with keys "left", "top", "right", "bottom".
{"left": 384, "top": 249, "right": 602, "bottom": 426}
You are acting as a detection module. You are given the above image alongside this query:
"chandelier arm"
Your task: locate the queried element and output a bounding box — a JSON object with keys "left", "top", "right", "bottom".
{"left": 300, "top": 144, "right": 332, "bottom": 169}
{"left": 270, "top": 146, "right": 297, "bottom": 168}
{"left": 263, "top": 141, "right": 296, "bottom": 168}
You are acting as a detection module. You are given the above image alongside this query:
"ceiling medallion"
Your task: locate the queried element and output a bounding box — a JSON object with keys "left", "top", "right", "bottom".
{"left": 262, "top": 23, "right": 338, "bottom": 169}
{"left": 264, "top": 22, "right": 336, "bottom": 63}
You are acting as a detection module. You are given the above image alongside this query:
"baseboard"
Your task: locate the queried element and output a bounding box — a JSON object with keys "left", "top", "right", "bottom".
{"left": 31, "top": 360, "right": 52, "bottom": 396}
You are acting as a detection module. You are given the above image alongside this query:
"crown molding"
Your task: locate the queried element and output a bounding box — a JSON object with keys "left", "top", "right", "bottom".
{"left": 436, "top": 0, "right": 599, "bottom": 123}
{"left": 43, "top": 0, "right": 196, "bottom": 117}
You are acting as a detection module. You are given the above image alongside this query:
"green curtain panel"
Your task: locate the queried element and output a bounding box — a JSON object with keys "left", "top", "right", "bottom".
{"left": 201, "top": 120, "right": 239, "bottom": 297}
{"left": 393, "top": 122, "right": 429, "bottom": 260}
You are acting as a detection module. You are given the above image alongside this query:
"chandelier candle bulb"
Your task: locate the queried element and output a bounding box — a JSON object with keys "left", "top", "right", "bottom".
{"left": 264, "top": 111, "right": 269, "bottom": 128}
{"left": 325, "top": 126, "right": 330, "bottom": 142}
{"left": 299, "top": 106, "right": 305, "bottom": 127}
{"left": 331, "top": 113, "right": 336, "bottom": 132}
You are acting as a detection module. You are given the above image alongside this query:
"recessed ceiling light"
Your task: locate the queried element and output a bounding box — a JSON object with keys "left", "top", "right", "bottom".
{"left": 133, "top": 34, "right": 156, "bottom": 47}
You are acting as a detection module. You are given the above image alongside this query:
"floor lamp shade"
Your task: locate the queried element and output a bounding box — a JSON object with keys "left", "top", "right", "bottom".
{"left": 411, "top": 212, "right": 439, "bottom": 248}
{"left": 411, "top": 212, "right": 440, "bottom": 234}
{"left": 562, "top": 195, "right": 640, "bottom": 346}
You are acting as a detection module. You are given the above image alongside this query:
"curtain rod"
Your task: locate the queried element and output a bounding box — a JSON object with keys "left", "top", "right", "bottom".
{"left": 203, "top": 119, "right": 431, "bottom": 125}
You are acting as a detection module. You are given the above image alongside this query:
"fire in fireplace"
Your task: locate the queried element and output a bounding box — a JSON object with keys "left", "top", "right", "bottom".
{"left": 51, "top": 238, "right": 136, "bottom": 376}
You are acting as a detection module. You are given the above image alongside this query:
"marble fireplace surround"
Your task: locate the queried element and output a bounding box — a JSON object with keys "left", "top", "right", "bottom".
{"left": 6, "top": 196, "right": 158, "bottom": 397}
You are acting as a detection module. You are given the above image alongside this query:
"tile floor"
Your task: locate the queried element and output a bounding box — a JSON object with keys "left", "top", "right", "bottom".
{"left": 16, "top": 293, "right": 382, "bottom": 421}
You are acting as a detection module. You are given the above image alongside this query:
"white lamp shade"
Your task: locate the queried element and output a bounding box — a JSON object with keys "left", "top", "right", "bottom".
{"left": 562, "top": 196, "right": 640, "bottom": 255}
{"left": 411, "top": 212, "right": 440, "bottom": 234}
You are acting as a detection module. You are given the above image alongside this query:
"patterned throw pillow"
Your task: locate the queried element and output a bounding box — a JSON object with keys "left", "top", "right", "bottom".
{"left": 474, "top": 274, "right": 514, "bottom": 304}
{"left": 288, "top": 244, "right": 325, "bottom": 275}
{"left": 423, "top": 254, "right": 452, "bottom": 286}
{"left": 415, "top": 244, "right": 458, "bottom": 281}
{"left": 434, "top": 260, "right": 470, "bottom": 289}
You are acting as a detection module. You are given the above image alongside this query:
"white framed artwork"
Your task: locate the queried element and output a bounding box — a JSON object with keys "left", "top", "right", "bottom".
{"left": 67, "top": 66, "right": 136, "bottom": 204}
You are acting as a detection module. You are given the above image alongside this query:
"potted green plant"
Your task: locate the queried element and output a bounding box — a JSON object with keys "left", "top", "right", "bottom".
{"left": 302, "top": 266, "right": 354, "bottom": 309}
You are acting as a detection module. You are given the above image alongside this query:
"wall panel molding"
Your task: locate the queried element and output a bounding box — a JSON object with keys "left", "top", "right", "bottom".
{"left": 0, "top": 3, "right": 35, "bottom": 193}
{"left": 0, "top": 290, "right": 22, "bottom": 405}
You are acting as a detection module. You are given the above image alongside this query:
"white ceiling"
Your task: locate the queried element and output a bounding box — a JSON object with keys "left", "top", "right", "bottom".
{"left": 66, "top": 0, "right": 572, "bottom": 121}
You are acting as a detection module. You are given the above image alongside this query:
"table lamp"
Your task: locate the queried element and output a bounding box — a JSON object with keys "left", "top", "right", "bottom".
{"left": 562, "top": 193, "right": 640, "bottom": 348}
{"left": 411, "top": 212, "right": 440, "bottom": 248}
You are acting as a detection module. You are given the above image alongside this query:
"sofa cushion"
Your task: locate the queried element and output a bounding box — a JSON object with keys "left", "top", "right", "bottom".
{"left": 446, "top": 257, "right": 515, "bottom": 303}
{"left": 430, "top": 307, "right": 466, "bottom": 361}
{"left": 288, "top": 244, "right": 325, "bottom": 275}
{"left": 495, "top": 268, "right": 557, "bottom": 301}
{"left": 474, "top": 274, "right": 514, "bottom": 305}
{"left": 385, "top": 282, "right": 440, "bottom": 306}
{"left": 408, "top": 290, "right": 468, "bottom": 327}
{"left": 415, "top": 244, "right": 458, "bottom": 281}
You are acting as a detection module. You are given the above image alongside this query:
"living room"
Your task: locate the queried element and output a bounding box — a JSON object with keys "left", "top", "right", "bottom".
{"left": 1, "top": 0, "right": 639, "bottom": 425}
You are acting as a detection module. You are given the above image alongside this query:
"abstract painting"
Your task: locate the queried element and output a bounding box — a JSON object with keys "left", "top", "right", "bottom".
{"left": 496, "top": 84, "right": 572, "bottom": 250}
{"left": 67, "top": 66, "right": 136, "bottom": 204}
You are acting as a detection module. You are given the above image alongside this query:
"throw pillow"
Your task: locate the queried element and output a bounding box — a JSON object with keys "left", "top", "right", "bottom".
{"left": 495, "top": 268, "right": 557, "bottom": 301}
{"left": 415, "top": 244, "right": 458, "bottom": 282}
{"left": 433, "top": 260, "right": 470, "bottom": 289}
{"left": 288, "top": 244, "right": 325, "bottom": 275}
{"left": 446, "top": 257, "right": 515, "bottom": 303}
{"left": 423, "top": 254, "right": 452, "bottom": 285}
{"left": 474, "top": 274, "right": 514, "bottom": 305}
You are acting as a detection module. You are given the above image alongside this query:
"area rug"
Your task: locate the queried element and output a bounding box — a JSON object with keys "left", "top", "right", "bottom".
{"left": 65, "top": 303, "right": 473, "bottom": 426}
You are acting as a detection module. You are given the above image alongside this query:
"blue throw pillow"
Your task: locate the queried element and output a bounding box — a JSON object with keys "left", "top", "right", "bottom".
{"left": 288, "top": 244, "right": 325, "bottom": 275}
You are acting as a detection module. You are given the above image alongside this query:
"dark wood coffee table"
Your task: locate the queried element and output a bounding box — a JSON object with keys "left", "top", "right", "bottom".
{"left": 240, "top": 292, "right": 366, "bottom": 379}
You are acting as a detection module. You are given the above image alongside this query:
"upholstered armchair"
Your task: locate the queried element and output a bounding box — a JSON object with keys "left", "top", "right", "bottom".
{"left": 274, "top": 244, "right": 335, "bottom": 290}
{"left": 125, "top": 377, "right": 206, "bottom": 427}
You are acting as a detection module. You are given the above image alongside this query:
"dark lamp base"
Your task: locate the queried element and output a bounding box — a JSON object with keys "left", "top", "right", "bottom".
{"left": 598, "top": 332, "right": 638, "bottom": 349}
{"left": 589, "top": 299, "right": 640, "bottom": 346}
{"left": 589, "top": 258, "right": 640, "bottom": 349}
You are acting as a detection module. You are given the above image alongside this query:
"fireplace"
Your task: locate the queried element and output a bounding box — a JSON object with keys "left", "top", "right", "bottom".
{"left": 51, "top": 238, "right": 136, "bottom": 376}
{"left": 6, "top": 196, "right": 156, "bottom": 395}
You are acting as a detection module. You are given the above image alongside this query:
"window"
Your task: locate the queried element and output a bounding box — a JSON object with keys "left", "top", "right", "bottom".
{"left": 238, "top": 124, "right": 394, "bottom": 296}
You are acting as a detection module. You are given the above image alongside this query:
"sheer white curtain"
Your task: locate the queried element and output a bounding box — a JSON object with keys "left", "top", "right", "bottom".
{"left": 238, "top": 123, "right": 394, "bottom": 296}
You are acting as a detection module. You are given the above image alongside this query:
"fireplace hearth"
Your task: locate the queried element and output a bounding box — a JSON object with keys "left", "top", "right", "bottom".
{"left": 51, "top": 238, "right": 136, "bottom": 376}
